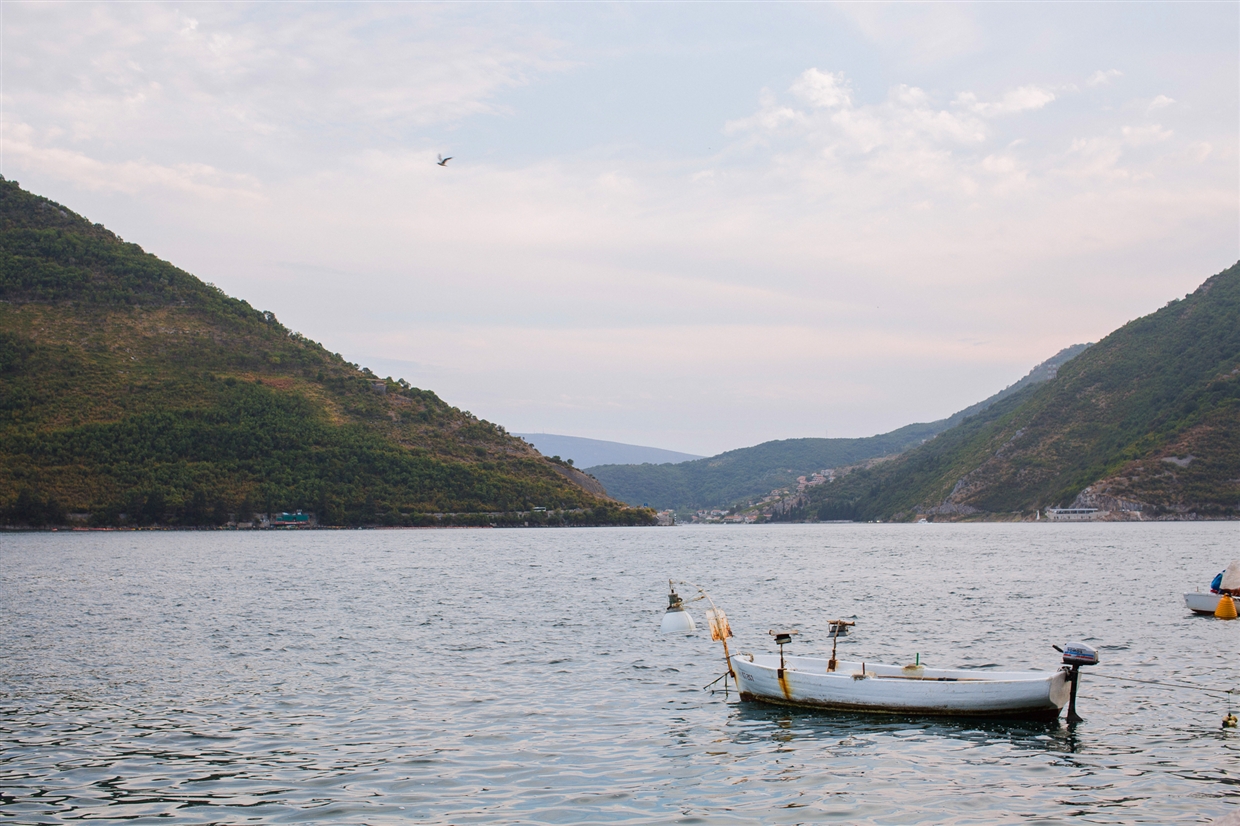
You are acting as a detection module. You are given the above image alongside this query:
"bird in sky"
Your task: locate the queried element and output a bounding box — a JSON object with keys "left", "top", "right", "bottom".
{"left": 437, "top": 154, "right": 452, "bottom": 166}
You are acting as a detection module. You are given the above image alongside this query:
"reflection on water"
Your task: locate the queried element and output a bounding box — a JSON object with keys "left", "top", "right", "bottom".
{"left": 2, "top": 523, "right": 1238, "bottom": 824}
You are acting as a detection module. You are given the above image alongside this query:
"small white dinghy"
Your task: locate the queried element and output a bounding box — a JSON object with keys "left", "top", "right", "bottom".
{"left": 660, "top": 584, "right": 1097, "bottom": 721}
{"left": 730, "top": 653, "right": 1072, "bottom": 720}
{"left": 728, "top": 628, "right": 1096, "bottom": 721}
{"left": 1186, "top": 560, "right": 1240, "bottom": 615}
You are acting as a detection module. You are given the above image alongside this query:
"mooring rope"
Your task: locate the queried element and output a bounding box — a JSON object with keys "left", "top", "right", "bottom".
{"left": 1089, "top": 671, "right": 1238, "bottom": 697}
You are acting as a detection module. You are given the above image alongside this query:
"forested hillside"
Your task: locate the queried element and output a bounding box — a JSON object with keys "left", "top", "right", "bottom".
{"left": 0, "top": 179, "right": 652, "bottom": 527}
{"left": 782, "top": 263, "right": 1240, "bottom": 521}
{"left": 590, "top": 344, "right": 1089, "bottom": 511}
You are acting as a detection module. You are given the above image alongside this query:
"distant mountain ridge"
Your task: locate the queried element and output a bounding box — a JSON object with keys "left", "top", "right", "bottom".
{"left": 588, "top": 344, "right": 1091, "bottom": 511}
{"left": 514, "top": 433, "right": 702, "bottom": 469}
{"left": 0, "top": 179, "right": 652, "bottom": 528}
{"left": 780, "top": 263, "right": 1240, "bottom": 522}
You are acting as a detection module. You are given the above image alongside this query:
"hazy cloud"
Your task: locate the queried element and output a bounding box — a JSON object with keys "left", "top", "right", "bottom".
{"left": 1088, "top": 69, "right": 1123, "bottom": 87}
{"left": 790, "top": 68, "right": 852, "bottom": 108}
{"left": 1122, "top": 124, "right": 1174, "bottom": 146}
{"left": 8, "top": 123, "right": 263, "bottom": 200}
{"left": 5, "top": 3, "right": 1236, "bottom": 453}
{"left": 723, "top": 90, "right": 805, "bottom": 135}
{"left": 1147, "top": 94, "right": 1176, "bottom": 113}
{"left": 955, "top": 85, "right": 1056, "bottom": 117}
{"left": 837, "top": 4, "right": 983, "bottom": 65}
{"left": 5, "top": 3, "right": 570, "bottom": 162}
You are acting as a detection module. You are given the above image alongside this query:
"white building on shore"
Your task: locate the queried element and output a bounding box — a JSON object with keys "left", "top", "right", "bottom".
{"left": 1045, "top": 507, "right": 1100, "bottom": 521}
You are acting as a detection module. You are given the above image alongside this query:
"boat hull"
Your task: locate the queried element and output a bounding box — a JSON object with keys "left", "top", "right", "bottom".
{"left": 731, "top": 655, "right": 1070, "bottom": 720}
{"left": 1185, "top": 592, "right": 1230, "bottom": 614}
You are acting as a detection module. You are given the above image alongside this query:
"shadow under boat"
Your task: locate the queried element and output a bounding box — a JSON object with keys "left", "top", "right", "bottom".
{"left": 726, "top": 698, "right": 1080, "bottom": 753}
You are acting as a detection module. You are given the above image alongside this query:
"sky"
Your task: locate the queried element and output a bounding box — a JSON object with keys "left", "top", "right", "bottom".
{"left": 4, "top": 1, "right": 1238, "bottom": 456}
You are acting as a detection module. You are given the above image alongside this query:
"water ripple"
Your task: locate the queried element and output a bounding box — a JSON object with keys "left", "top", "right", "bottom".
{"left": 2, "top": 524, "right": 1238, "bottom": 823}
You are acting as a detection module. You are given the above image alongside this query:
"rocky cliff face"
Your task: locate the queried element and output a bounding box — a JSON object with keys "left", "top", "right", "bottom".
{"left": 548, "top": 464, "right": 611, "bottom": 499}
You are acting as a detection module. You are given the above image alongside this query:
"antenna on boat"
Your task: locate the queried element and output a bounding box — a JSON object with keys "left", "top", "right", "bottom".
{"left": 827, "top": 620, "right": 854, "bottom": 673}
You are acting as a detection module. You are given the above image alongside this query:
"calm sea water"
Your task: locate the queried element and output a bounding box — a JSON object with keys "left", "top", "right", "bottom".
{"left": 2, "top": 523, "right": 1238, "bottom": 824}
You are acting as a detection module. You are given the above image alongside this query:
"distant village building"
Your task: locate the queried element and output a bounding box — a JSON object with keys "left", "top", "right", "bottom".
{"left": 272, "top": 510, "right": 315, "bottom": 527}
{"left": 1045, "top": 507, "right": 1099, "bottom": 521}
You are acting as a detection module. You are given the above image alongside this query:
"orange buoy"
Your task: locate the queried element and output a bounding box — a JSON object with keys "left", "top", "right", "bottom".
{"left": 1215, "top": 595, "right": 1238, "bottom": 619}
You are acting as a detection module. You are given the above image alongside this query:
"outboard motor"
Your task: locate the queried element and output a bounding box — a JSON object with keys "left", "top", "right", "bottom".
{"left": 1054, "top": 642, "right": 1098, "bottom": 723}
{"left": 1060, "top": 642, "right": 1099, "bottom": 667}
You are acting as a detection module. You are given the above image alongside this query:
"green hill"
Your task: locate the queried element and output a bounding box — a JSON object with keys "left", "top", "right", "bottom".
{"left": 781, "top": 263, "right": 1240, "bottom": 522}
{"left": 588, "top": 344, "right": 1089, "bottom": 511}
{"left": 0, "top": 179, "right": 652, "bottom": 528}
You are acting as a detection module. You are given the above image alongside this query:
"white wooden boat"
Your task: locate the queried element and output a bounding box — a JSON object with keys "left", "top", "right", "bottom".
{"left": 658, "top": 584, "right": 1093, "bottom": 720}
{"left": 730, "top": 653, "right": 1071, "bottom": 720}
{"left": 1185, "top": 592, "right": 1231, "bottom": 615}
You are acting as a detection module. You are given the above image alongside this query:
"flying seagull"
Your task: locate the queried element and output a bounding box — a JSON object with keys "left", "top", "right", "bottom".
{"left": 437, "top": 154, "right": 452, "bottom": 166}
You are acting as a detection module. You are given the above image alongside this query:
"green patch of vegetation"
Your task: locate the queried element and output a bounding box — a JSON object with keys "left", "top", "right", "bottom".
{"left": 780, "top": 263, "right": 1240, "bottom": 521}
{"left": 0, "top": 178, "right": 653, "bottom": 528}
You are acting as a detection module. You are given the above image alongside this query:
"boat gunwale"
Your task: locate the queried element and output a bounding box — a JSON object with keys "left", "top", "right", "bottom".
{"left": 735, "top": 654, "right": 1064, "bottom": 686}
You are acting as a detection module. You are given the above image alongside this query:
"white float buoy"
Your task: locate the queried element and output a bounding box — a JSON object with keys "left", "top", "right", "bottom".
{"left": 660, "top": 582, "right": 695, "bottom": 634}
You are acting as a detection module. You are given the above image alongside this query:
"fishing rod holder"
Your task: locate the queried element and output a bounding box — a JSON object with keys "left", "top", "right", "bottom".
{"left": 1054, "top": 642, "right": 1099, "bottom": 724}
{"left": 827, "top": 619, "right": 855, "bottom": 673}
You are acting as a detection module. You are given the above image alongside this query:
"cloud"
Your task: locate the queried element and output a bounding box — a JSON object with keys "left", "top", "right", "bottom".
{"left": 723, "top": 90, "right": 804, "bottom": 135}
{"left": 980, "top": 153, "right": 1031, "bottom": 193}
{"left": 1147, "top": 95, "right": 1175, "bottom": 113}
{"left": 1187, "top": 141, "right": 1213, "bottom": 162}
{"left": 790, "top": 68, "right": 852, "bottom": 108}
{"left": 1087, "top": 69, "right": 1123, "bottom": 87}
{"left": 6, "top": 123, "right": 263, "bottom": 200}
{"left": 836, "top": 4, "right": 983, "bottom": 65}
{"left": 4, "top": 3, "right": 571, "bottom": 156}
{"left": 955, "top": 85, "right": 1056, "bottom": 117}
{"left": 1062, "top": 135, "right": 1129, "bottom": 179}
{"left": 4, "top": 6, "right": 1235, "bottom": 453}
{"left": 728, "top": 70, "right": 989, "bottom": 152}
{"left": 721, "top": 71, "right": 1022, "bottom": 200}
{"left": 1122, "top": 124, "right": 1173, "bottom": 146}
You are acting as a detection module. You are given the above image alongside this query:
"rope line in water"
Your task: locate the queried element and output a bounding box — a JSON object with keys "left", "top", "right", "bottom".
{"left": 1090, "top": 671, "right": 1237, "bottom": 697}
